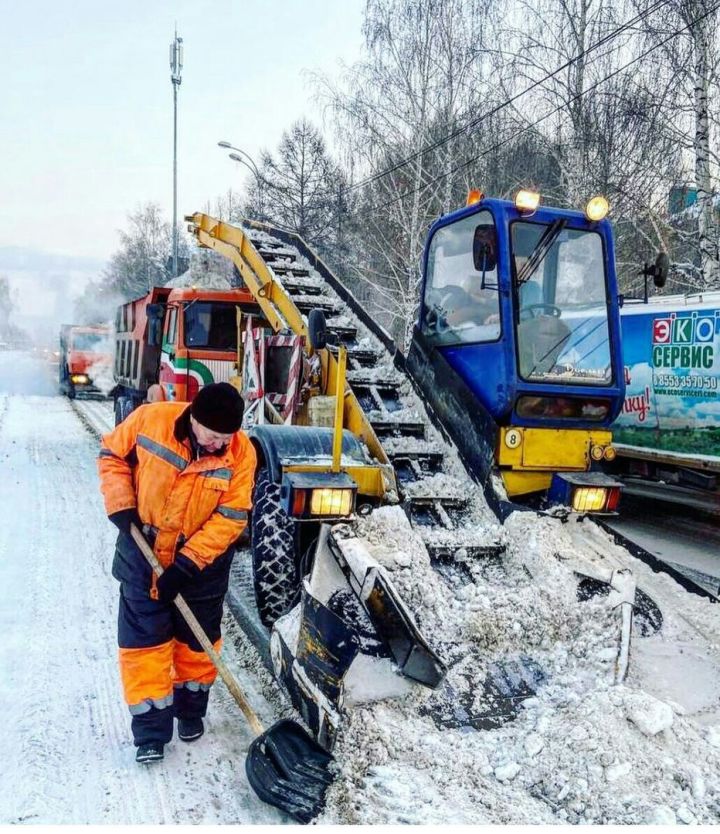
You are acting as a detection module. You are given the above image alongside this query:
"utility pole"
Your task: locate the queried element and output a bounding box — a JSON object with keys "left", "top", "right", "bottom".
{"left": 170, "top": 29, "right": 183, "bottom": 278}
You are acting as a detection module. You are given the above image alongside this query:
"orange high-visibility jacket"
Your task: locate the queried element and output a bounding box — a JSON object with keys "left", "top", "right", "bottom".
{"left": 98, "top": 402, "right": 256, "bottom": 571}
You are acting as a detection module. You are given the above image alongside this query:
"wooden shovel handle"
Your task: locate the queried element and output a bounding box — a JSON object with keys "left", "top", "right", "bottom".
{"left": 130, "top": 524, "right": 265, "bottom": 737}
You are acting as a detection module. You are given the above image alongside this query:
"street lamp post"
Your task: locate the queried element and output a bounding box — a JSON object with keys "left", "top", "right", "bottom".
{"left": 170, "top": 31, "right": 184, "bottom": 278}
{"left": 218, "top": 141, "right": 264, "bottom": 221}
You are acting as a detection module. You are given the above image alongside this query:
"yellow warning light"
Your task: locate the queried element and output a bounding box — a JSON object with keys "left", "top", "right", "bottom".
{"left": 585, "top": 195, "right": 609, "bottom": 222}
{"left": 603, "top": 446, "right": 617, "bottom": 461}
{"left": 515, "top": 190, "right": 540, "bottom": 213}
{"left": 466, "top": 189, "right": 484, "bottom": 206}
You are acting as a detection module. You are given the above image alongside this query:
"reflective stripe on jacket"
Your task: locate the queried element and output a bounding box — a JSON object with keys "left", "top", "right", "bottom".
{"left": 98, "top": 402, "right": 256, "bottom": 571}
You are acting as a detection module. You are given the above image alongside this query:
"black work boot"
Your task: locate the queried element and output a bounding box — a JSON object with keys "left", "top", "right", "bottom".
{"left": 136, "top": 742, "right": 164, "bottom": 764}
{"left": 178, "top": 717, "right": 204, "bottom": 742}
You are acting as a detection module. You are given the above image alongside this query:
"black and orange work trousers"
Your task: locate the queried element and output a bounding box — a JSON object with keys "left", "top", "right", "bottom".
{"left": 113, "top": 534, "right": 234, "bottom": 747}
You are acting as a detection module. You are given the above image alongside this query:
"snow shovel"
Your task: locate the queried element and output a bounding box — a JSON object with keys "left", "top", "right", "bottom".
{"left": 130, "top": 525, "right": 334, "bottom": 824}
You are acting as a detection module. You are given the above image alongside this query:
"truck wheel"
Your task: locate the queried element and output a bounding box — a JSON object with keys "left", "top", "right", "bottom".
{"left": 251, "top": 467, "right": 301, "bottom": 628}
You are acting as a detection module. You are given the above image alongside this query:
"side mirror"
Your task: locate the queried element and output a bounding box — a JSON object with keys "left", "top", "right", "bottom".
{"left": 652, "top": 252, "right": 669, "bottom": 288}
{"left": 308, "top": 308, "right": 328, "bottom": 351}
{"left": 473, "top": 225, "right": 498, "bottom": 272}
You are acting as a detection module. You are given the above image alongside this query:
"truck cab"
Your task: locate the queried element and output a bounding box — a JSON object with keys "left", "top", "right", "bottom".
{"left": 59, "top": 324, "right": 112, "bottom": 399}
{"left": 112, "top": 286, "right": 267, "bottom": 423}
{"left": 411, "top": 193, "right": 625, "bottom": 506}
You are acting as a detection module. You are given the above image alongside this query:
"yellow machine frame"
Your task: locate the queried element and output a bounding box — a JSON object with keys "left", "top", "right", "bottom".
{"left": 496, "top": 427, "right": 614, "bottom": 496}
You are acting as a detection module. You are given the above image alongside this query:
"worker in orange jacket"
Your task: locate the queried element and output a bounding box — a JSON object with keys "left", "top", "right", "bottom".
{"left": 98, "top": 383, "right": 256, "bottom": 764}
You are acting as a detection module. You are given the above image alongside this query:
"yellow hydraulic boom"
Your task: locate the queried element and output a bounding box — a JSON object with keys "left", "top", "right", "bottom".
{"left": 186, "top": 212, "right": 396, "bottom": 500}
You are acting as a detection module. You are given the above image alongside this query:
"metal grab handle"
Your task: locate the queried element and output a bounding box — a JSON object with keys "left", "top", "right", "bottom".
{"left": 130, "top": 524, "right": 265, "bottom": 737}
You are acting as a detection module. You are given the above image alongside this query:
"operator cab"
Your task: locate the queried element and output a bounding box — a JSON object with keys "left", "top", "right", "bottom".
{"left": 419, "top": 196, "right": 624, "bottom": 430}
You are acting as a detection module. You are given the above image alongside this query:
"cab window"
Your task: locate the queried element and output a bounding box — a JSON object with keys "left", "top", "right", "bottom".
{"left": 422, "top": 211, "right": 501, "bottom": 346}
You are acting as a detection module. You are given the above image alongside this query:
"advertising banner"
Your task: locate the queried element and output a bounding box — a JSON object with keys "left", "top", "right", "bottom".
{"left": 613, "top": 298, "right": 720, "bottom": 459}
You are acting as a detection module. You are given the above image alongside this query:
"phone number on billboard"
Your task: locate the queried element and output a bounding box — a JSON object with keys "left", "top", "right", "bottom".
{"left": 653, "top": 374, "right": 718, "bottom": 390}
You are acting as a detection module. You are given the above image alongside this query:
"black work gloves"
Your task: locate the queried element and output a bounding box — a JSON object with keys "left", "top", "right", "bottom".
{"left": 108, "top": 508, "right": 143, "bottom": 535}
{"left": 156, "top": 553, "right": 199, "bottom": 603}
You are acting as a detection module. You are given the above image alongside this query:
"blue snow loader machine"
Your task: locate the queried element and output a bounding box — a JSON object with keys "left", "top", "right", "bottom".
{"left": 407, "top": 190, "right": 626, "bottom": 514}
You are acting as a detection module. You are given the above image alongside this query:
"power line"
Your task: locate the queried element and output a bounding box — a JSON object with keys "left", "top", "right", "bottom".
{"left": 341, "top": 0, "right": 672, "bottom": 196}
{"left": 366, "top": 0, "right": 720, "bottom": 217}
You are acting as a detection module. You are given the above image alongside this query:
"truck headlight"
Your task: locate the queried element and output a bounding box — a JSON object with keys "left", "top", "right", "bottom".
{"left": 70, "top": 374, "right": 89, "bottom": 384}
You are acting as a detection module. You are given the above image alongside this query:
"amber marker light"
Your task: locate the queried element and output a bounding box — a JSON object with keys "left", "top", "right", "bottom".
{"left": 585, "top": 195, "right": 609, "bottom": 222}
{"left": 466, "top": 189, "right": 484, "bottom": 206}
{"left": 590, "top": 445, "right": 605, "bottom": 462}
{"left": 515, "top": 189, "right": 540, "bottom": 213}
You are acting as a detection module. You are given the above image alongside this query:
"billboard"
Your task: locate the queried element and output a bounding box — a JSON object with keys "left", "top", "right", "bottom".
{"left": 613, "top": 295, "right": 720, "bottom": 459}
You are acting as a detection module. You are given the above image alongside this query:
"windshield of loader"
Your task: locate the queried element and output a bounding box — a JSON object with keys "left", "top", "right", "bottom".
{"left": 184, "top": 302, "right": 238, "bottom": 351}
{"left": 511, "top": 221, "right": 612, "bottom": 386}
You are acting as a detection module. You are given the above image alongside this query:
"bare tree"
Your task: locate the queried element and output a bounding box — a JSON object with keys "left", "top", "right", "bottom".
{"left": 244, "top": 119, "right": 343, "bottom": 251}
{"left": 317, "top": 0, "right": 499, "bottom": 346}
{"left": 103, "top": 203, "right": 188, "bottom": 299}
{"left": 633, "top": 0, "right": 720, "bottom": 288}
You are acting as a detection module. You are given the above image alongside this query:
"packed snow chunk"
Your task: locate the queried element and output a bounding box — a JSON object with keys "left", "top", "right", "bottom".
{"left": 624, "top": 691, "right": 674, "bottom": 736}
{"left": 494, "top": 762, "right": 521, "bottom": 782}
{"left": 605, "top": 761, "right": 631, "bottom": 782}
{"left": 649, "top": 805, "right": 677, "bottom": 825}
{"left": 676, "top": 805, "right": 697, "bottom": 825}
{"left": 524, "top": 733, "right": 544, "bottom": 758}
{"left": 708, "top": 725, "right": 720, "bottom": 749}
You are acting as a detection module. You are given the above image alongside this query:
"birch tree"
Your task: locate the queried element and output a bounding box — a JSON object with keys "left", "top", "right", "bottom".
{"left": 634, "top": 0, "right": 720, "bottom": 288}
{"left": 317, "top": 0, "right": 499, "bottom": 346}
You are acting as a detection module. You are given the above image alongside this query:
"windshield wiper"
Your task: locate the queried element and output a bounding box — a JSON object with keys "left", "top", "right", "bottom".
{"left": 516, "top": 218, "right": 566, "bottom": 286}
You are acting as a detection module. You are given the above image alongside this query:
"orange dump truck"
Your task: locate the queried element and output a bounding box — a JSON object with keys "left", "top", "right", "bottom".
{"left": 111, "top": 286, "right": 268, "bottom": 424}
{"left": 59, "top": 324, "right": 113, "bottom": 398}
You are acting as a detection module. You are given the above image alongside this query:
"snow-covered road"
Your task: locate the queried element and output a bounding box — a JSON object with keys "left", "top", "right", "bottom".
{"left": 0, "top": 353, "right": 287, "bottom": 824}
{"left": 2, "top": 351, "right": 720, "bottom": 825}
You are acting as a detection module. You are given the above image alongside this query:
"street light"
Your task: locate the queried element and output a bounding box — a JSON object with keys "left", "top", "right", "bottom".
{"left": 217, "top": 140, "right": 265, "bottom": 220}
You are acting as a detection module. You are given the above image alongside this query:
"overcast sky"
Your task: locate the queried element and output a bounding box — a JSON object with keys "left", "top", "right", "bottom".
{"left": 1, "top": 0, "right": 364, "bottom": 261}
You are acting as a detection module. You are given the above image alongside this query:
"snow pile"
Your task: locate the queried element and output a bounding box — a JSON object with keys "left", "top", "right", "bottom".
{"left": 233, "top": 228, "right": 720, "bottom": 824}
{"left": 318, "top": 507, "right": 720, "bottom": 825}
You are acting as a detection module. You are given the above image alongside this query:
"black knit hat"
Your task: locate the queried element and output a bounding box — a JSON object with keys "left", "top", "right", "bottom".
{"left": 190, "top": 383, "right": 244, "bottom": 434}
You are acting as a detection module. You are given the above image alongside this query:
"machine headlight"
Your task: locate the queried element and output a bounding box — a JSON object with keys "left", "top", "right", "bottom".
{"left": 281, "top": 471, "right": 357, "bottom": 519}
{"left": 515, "top": 189, "right": 540, "bottom": 213}
{"left": 585, "top": 196, "right": 609, "bottom": 222}
{"left": 310, "top": 488, "right": 354, "bottom": 517}
{"left": 571, "top": 487, "right": 609, "bottom": 513}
